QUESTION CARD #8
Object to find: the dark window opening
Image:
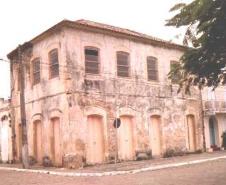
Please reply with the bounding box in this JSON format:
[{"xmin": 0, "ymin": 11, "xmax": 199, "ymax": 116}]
[
  {"xmin": 85, "ymin": 47, "xmax": 99, "ymax": 74},
  {"xmin": 147, "ymin": 56, "xmax": 158, "ymax": 81},
  {"xmin": 32, "ymin": 58, "xmax": 40, "ymax": 85},
  {"xmin": 170, "ymin": 60, "xmax": 180, "ymax": 83},
  {"xmin": 117, "ymin": 52, "xmax": 130, "ymax": 77},
  {"xmin": 49, "ymin": 49, "xmax": 59, "ymax": 78}
]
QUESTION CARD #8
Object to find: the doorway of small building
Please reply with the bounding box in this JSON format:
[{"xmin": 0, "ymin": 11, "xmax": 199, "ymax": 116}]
[
  {"xmin": 118, "ymin": 115, "xmax": 135, "ymax": 160},
  {"xmin": 1, "ymin": 117, "xmax": 9, "ymax": 162},
  {"xmin": 33, "ymin": 120, "xmax": 42, "ymax": 164},
  {"xmin": 187, "ymin": 115, "xmax": 196, "ymax": 152},
  {"xmin": 87, "ymin": 115, "xmax": 105, "ymax": 164},
  {"xmin": 209, "ymin": 116, "xmax": 219, "ymax": 149},
  {"xmin": 150, "ymin": 115, "xmax": 162, "ymax": 156},
  {"xmin": 50, "ymin": 117, "xmax": 62, "ymax": 166}
]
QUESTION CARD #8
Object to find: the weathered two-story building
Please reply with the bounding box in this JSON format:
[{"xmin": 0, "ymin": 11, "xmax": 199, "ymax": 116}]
[{"xmin": 7, "ymin": 19, "xmax": 218, "ymax": 167}]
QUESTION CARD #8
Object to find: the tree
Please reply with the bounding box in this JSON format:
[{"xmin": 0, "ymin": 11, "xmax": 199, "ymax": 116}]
[{"xmin": 166, "ymin": 0, "xmax": 226, "ymax": 91}]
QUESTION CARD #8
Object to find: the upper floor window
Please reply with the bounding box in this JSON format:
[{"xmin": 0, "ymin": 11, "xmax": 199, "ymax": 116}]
[
  {"xmin": 117, "ymin": 51, "xmax": 130, "ymax": 77},
  {"xmin": 85, "ymin": 47, "xmax": 99, "ymax": 74},
  {"xmin": 32, "ymin": 58, "xmax": 40, "ymax": 85},
  {"xmin": 49, "ymin": 49, "xmax": 59, "ymax": 78},
  {"xmin": 170, "ymin": 60, "xmax": 180, "ymax": 83},
  {"xmin": 147, "ymin": 56, "xmax": 158, "ymax": 81}
]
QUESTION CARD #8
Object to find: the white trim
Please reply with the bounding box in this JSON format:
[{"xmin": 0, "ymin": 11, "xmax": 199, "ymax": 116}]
[{"xmin": 0, "ymin": 155, "xmax": 225, "ymax": 177}]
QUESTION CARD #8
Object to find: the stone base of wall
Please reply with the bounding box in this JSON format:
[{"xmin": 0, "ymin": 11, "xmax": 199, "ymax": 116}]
[
  {"xmin": 135, "ymin": 150, "xmax": 152, "ymax": 161},
  {"xmin": 63, "ymin": 154, "xmax": 84, "ymax": 169}
]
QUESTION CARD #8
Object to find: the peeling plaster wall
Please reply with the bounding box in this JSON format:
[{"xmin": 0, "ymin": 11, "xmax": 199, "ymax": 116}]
[{"xmin": 11, "ymin": 27, "xmax": 204, "ymax": 165}]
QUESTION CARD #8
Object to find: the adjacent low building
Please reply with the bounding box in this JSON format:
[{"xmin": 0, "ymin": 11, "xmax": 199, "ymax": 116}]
[
  {"xmin": 6, "ymin": 19, "xmax": 224, "ymax": 167},
  {"xmin": 202, "ymin": 87, "xmax": 226, "ymax": 150},
  {"xmin": 0, "ymin": 98, "xmax": 12, "ymax": 163}
]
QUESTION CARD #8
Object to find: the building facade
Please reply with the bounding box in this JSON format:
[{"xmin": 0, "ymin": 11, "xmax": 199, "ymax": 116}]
[
  {"xmin": 202, "ymin": 87, "xmax": 226, "ymax": 151},
  {"xmin": 0, "ymin": 98, "xmax": 12, "ymax": 163},
  {"xmin": 8, "ymin": 20, "xmax": 207, "ymax": 167}
]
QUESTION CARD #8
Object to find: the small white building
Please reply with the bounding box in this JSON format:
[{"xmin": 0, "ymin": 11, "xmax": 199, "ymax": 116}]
[
  {"xmin": 202, "ymin": 87, "xmax": 226, "ymax": 150},
  {"xmin": 0, "ymin": 98, "xmax": 12, "ymax": 163}
]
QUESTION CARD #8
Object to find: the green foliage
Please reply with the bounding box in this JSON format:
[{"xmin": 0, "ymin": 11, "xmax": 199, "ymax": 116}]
[{"xmin": 166, "ymin": 0, "xmax": 226, "ymax": 91}]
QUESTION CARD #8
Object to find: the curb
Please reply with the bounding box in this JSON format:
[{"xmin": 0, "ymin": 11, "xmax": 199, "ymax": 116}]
[{"xmin": 0, "ymin": 155, "xmax": 226, "ymax": 177}]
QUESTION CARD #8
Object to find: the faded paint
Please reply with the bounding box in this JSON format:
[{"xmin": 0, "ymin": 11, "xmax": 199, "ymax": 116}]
[
  {"xmin": 150, "ymin": 115, "xmax": 162, "ymax": 156},
  {"xmin": 118, "ymin": 116, "xmax": 135, "ymax": 160},
  {"xmin": 187, "ymin": 115, "xmax": 196, "ymax": 152},
  {"xmin": 87, "ymin": 115, "xmax": 105, "ymax": 164},
  {"xmin": 7, "ymin": 19, "xmax": 221, "ymax": 167}
]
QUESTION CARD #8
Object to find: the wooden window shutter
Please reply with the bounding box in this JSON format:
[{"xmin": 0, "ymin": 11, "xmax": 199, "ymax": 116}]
[
  {"xmin": 170, "ymin": 60, "xmax": 180, "ymax": 83},
  {"xmin": 32, "ymin": 58, "xmax": 40, "ymax": 85},
  {"xmin": 49, "ymin": 49, "xmax": 59, "ymax": 78},
  {"xmin": 85, "ymin": 47, "xmax": 99, "ymax": 74},
  {"xmin": 147, "ymin": 56, "xmax": 158, "ymax": 81},
  {"xmin": 117, "ymin": 51, "xmax": 130, "ymax": 77}
]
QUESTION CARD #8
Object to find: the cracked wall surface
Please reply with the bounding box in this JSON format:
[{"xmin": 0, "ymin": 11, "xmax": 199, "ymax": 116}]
[{"xmin": 9, "ymin": 27, "xmax": 205, "ymax": 166}]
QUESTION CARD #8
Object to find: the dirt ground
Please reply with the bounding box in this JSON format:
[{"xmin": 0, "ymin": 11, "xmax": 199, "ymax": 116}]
[{"xmin": 0, "ymin": 159, "xmax": 226, "ymax": 185}]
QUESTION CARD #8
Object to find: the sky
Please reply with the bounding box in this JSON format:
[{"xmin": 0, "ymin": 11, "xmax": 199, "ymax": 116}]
[{"xmin": 0, "ymin": 0, "xmax": 190, "ymax": 99}]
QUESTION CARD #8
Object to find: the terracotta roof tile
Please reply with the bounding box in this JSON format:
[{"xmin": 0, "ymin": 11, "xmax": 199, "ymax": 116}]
[
  {"xmin": 8, "ymin": 19, "xmax": 186, "ymax": 59},
  {"xmin": 74, "ymin": 19, "xmax": 185, "ymax": 48}
]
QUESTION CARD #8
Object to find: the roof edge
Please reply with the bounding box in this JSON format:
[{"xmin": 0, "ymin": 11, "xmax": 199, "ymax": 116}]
[{"xmin": 7, "ymin": 19, "xmax": 187, "ymax": 59}]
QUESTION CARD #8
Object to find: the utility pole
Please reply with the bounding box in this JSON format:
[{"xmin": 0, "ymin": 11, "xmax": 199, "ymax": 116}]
[{"xmin": 18, "ymin": 45, "xmax": 30, "ymax": 168}]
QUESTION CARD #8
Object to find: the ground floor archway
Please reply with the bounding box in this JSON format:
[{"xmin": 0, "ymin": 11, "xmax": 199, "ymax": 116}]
[
  {"xmin": 150, "ymin": 115, "xmax": 162, "ymax": 156},
  {"xmin": 33, "ymin": 120, "xmax": 42, "ymax": 163},
  {"xmin": 187, "ymin": 115, "xmax": 196, "ymax": 152},
  {"xmin": 118, "ymin": 115, "xmax": 135, "ymax": 160},
  {"xmin": 50, "ymin": 117, "xmax": 62, "ymax": 166},
  {"xmin": 87, "ymin": 115, "xmax": 105, "ymax": 164},
  {"xmin": 209, "ymin": 116, "xmax": 219, "ymax": 147}
]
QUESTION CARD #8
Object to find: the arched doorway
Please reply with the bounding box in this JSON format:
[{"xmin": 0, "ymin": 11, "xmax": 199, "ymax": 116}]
[
  {"xmin": 187, "ymin": 115, "xmax": 196, "ymax": 152},
  {"xmin": 118, "ymin": 115, "xmax": 135, "ymax": 160},
  {"xmin": 150, "ymin": 115, "xmax": 162, "ymax": 156},
  {"xmin": 33, "ymin": 120, "xmax": 42, "ymax": 163},
  {"xmin": 87, "ymin": 115, "xmax": 105, "ymax": 164},
  {"xmin": 50, "ymin": 117, "xmax": 62, "ymax": 166},
  {"xmin": 209, "ymin": 116, "xmax": 219, "ymax": 147},
  {"xmin": 1, "ymin": 116, "xmax": 9, "ymax": 162},
  {"xmin": 16, "ymin": 123, "xmax": 22, "ymax": 161}
]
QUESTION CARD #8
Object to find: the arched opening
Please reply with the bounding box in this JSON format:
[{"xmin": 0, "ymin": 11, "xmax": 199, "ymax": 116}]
[
  {"xmin": 50, "ymin": 117, "xmax": 62, "ymax": 166},
  {"xmin": 0, "ymin": 116, "xmax": 9, "ymax": 162},
  {"xmin": 16, "ymin": 123, "xmax": 22, "ymax": 161},
  {"xmin": 33, "ymin": 120, "xmax": 42, "ymax": 163},
  {"xmin": 187, "ymin": 115, "xmax": 196, "ymax": 152},
  {"xmin": 118, "ymin": 115, "xmax": 135, "ymax": 160},
  {"xmin": 87, "ymin": 115, "xmax": 105, "ymax": 164},
  {"xmin": 209, "ymin": 116, "xmax": 219, "ymax": 148},
  {"xmin": 150, "ymin": 115, "xmax": 162, "ymax": 156}
]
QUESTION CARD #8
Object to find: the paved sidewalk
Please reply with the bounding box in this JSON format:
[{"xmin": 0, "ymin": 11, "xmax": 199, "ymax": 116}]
[{"xmin": 0, "ymin": 151, "xmax": 225, "ymax": 177}]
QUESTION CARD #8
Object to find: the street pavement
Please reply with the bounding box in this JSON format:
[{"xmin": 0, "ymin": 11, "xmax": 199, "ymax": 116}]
[{"xmin": 0, "ymin": 159, "xmax": 225, "ymax": 185}]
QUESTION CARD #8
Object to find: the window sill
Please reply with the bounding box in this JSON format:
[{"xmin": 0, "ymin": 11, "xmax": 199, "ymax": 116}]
[
  {"xmin": 85, "ymin": 73, "xmax": 103, "ymax": 79},
  {"xmin": 49, "ymin": 76, "xmax": 60, "ymax": 80}
]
